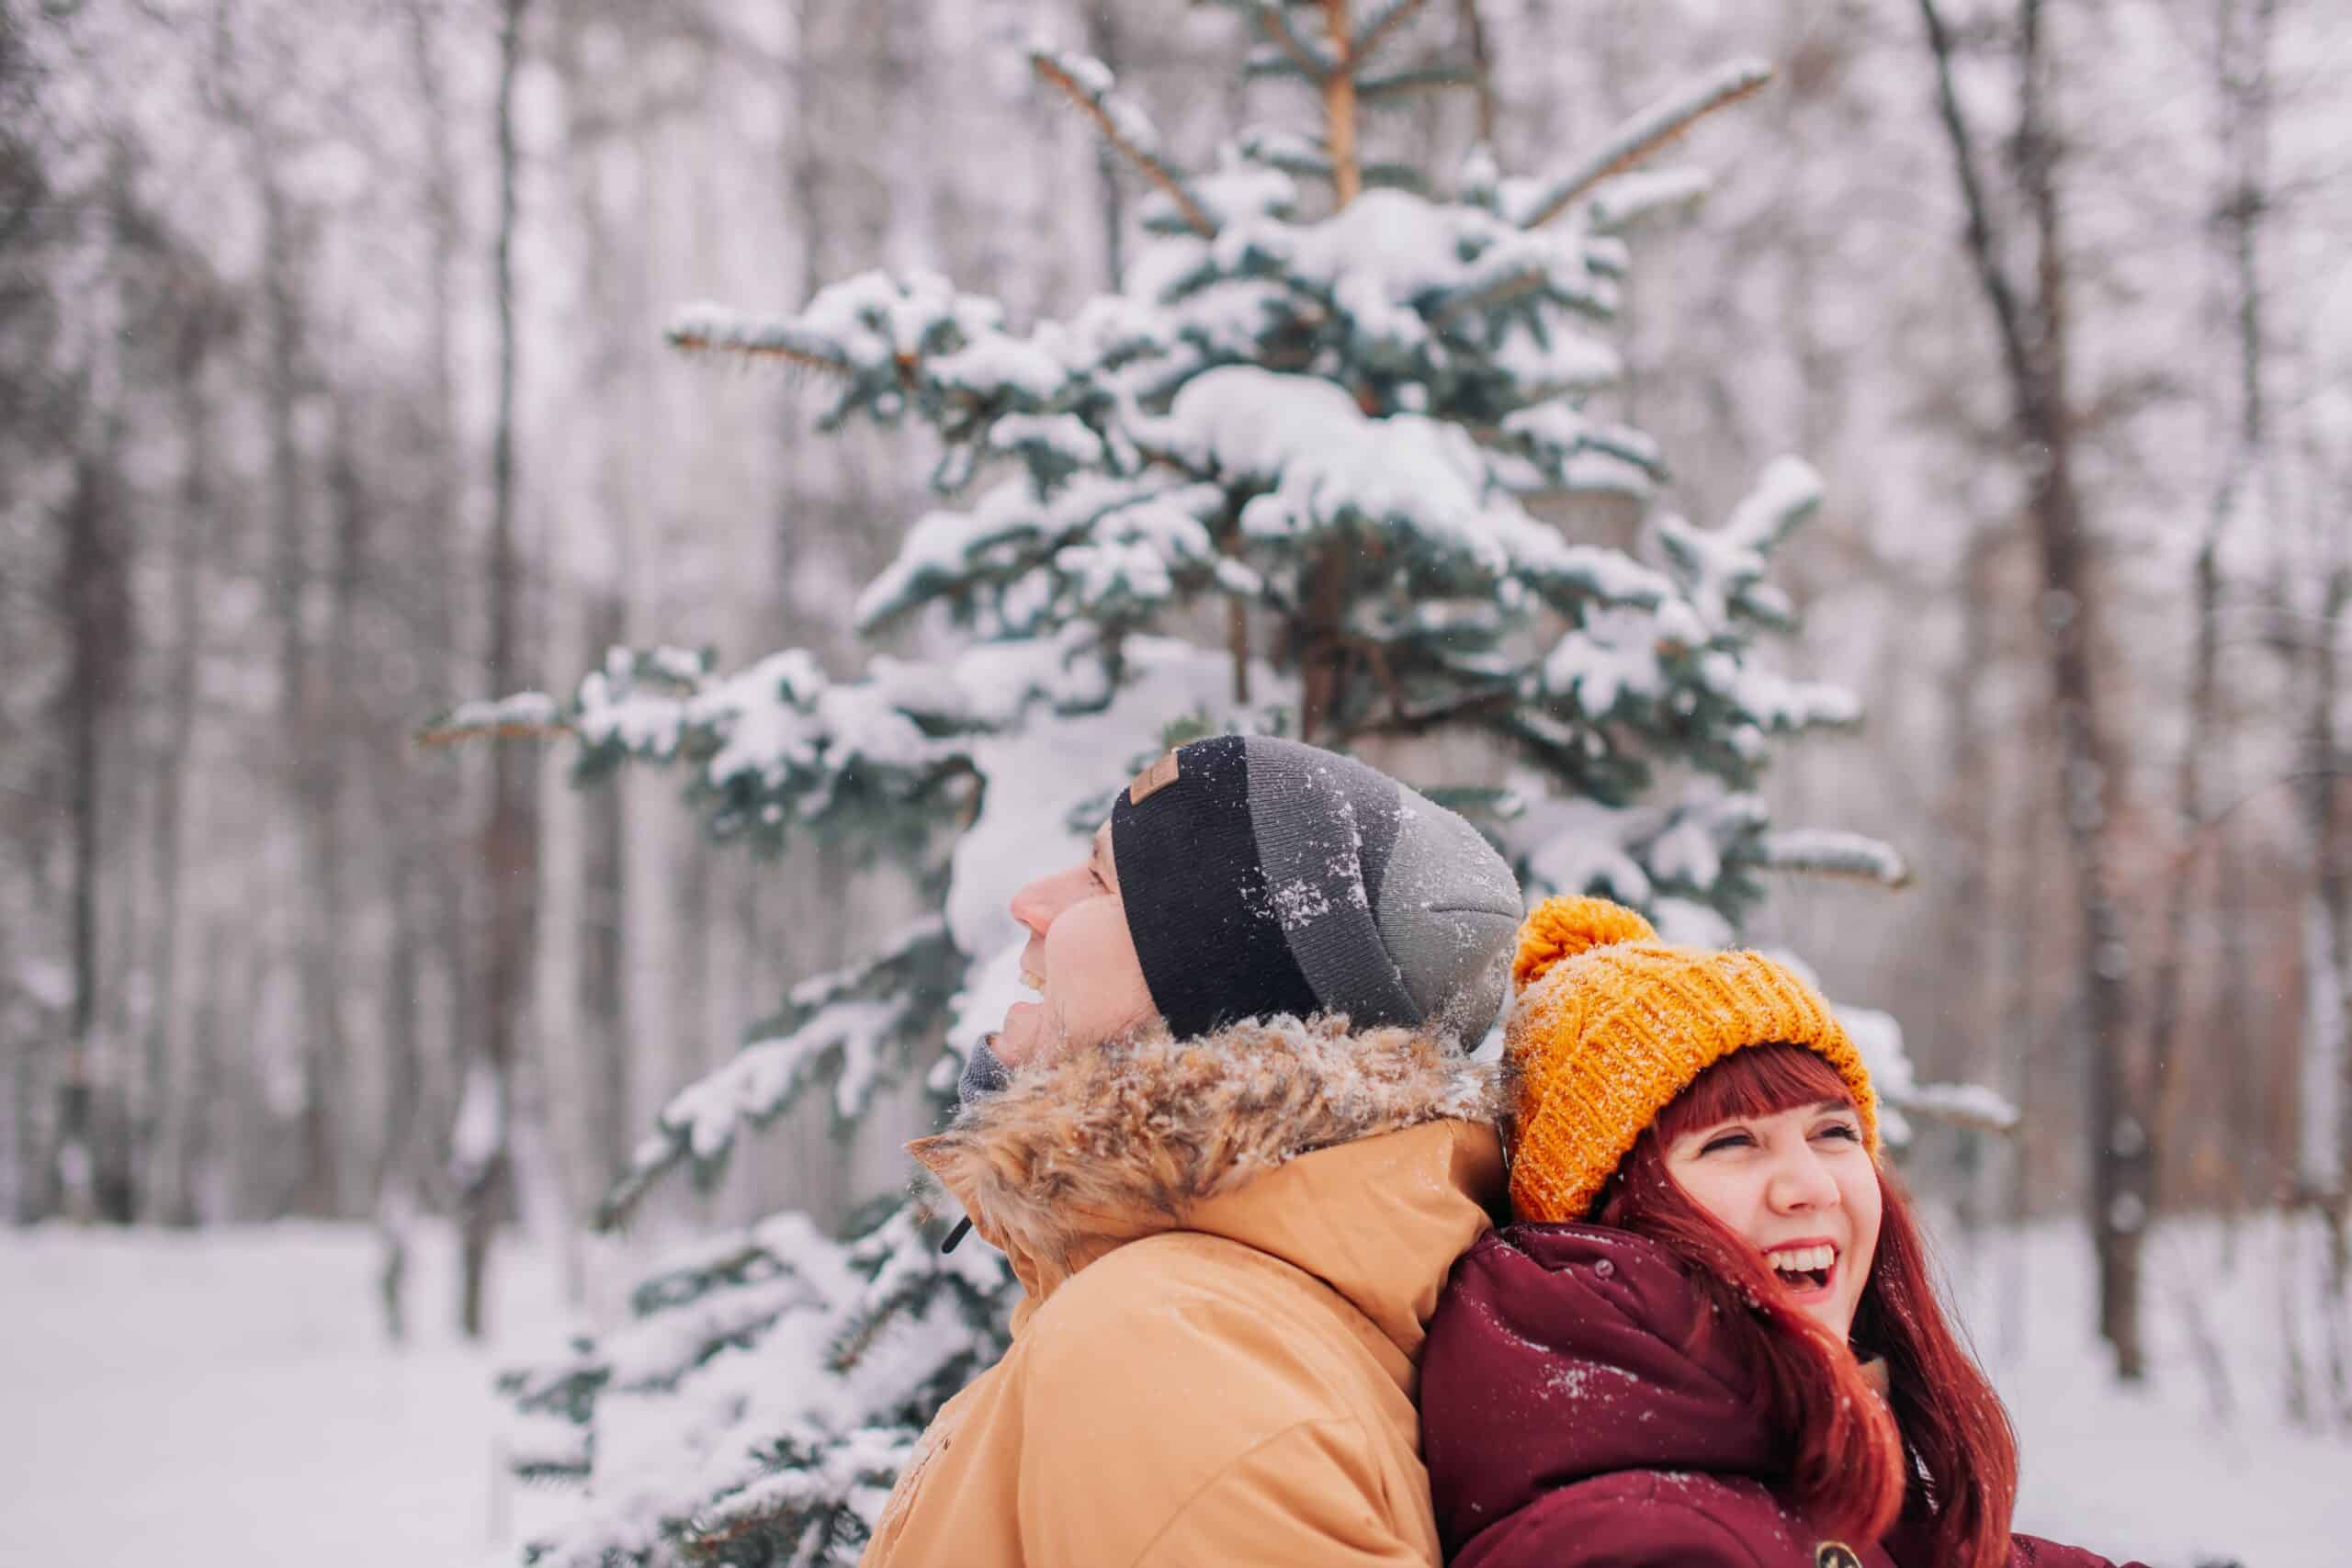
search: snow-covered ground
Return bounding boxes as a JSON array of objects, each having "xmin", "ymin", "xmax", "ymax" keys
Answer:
[
  {"xmin": 3, "ymin": 1215, "xmax": 2346, "ymax": 1567},
  {"xmin": 0, "ymin": 1223, "xmax": 571, "ymax": 1568},
  {"xmin": 1951, "ymin": 1213, "xmax": 2352, "ymax": 1567}
]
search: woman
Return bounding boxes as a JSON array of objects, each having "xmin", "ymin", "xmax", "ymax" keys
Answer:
[{"xmin": 1419, "ymin": 896, "xmax": 2148, "ymax": 1568}]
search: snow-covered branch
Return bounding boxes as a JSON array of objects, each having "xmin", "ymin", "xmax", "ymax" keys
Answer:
[
  {"xmin": 1511, "ymin": 58, "xmax": 1771, "ymax": 229},
  {"xmin": 1028, "ymin": 45, "xmax": 1214, "ymax": 239},
  {"xmin": 666, "ymin": 302, "xmax": 858, "ymax": 376},
  {"xmin": 599, "ymin": 920, "xmax": 964, "ymax": 1225}
]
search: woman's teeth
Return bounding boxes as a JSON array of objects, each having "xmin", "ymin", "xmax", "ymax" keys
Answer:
[
  {"xmin": 1020, "ymin": 968, "xmax": 1046, "ymax": 995},
  {"xmin": 1766, "ymin": 1244, "xmax": 1835, "ymax": 1281}
]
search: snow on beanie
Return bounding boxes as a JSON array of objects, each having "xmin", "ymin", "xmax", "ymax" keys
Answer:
[
  {"xmin": 1504, "ymin": 896, "xmax": 1881, "ymax": 1224},
  {"xmin": 1108, "ymin": 735, "xmax": 1522, "ymax": 1047}
]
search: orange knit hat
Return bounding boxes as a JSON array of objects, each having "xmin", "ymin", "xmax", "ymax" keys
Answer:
[{"xmin": 1505, "ymin": 895, "xmax": 1880, "ymax": 1224}]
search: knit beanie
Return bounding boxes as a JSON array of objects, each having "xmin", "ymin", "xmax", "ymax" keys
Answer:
[
  {"xmin": 1108, "ymin": 735, "xmax": 1521, "ymax": 1046},
  {"xmin": 1504, "ymin": 895, "xmax": 1880, "ymax": 1224}
]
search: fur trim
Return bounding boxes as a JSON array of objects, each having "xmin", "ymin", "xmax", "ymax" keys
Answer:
[{"xmin": 911, "ymin": 1015, "xmax": 1497, "ymax": 1281}]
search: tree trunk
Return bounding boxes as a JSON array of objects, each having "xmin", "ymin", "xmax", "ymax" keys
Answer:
[
  {"xmin": 584, "ymin": 594, "xmax": 630, "ymax": 1178},
  {"xmin": 1945, "ymin": 521, "xmax": 2005, "ymax": 1236},
  {"xmin": 2145, "ymin": 515, "xmax": 2223, "ymax": 1183},
  {"xmin": 1917, "ymin": 0, "xmax": 2150, "ymax": 1378},
  {"xmin": 243, "ymin": 122, "xmax": 344, "ymax": 1218},
  {"xmin": 304, "ymin": 398, "xmax": 367, "ymax": 1215},
  {"xmin": 377, "ymin": 872, "xmax": 422, "ymax": 1344},
  {"xmin": 2304, "ymin": 539, "xmax": 2350, "ymax": 1273},
  {"xmin": 142, "ymin": 314, "xmax": 219, "ymax": 1224},
  {"xmin": 403, "ymin": 0, "xmax": 476, "ymax": 1245},
  {"xmin": 53, "ymin": 447, "xmax": 132, "ymax": 1223},
  {"xmin": 461, "ymin": 0, "xmax": 537, "ymax": 1340}
]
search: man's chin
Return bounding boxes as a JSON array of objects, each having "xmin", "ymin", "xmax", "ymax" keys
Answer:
[{"xmin": 994, "ymin": 1003, "xmax": 1039, "ymax": 1066}]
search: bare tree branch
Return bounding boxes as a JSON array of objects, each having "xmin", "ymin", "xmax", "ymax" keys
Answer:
[{"xmin": 1916, "ymin": 0, "xmax": 2037, "ymax": 400}]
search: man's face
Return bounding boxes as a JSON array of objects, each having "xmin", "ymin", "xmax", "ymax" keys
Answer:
[{"xmin": 996, "ymin": 821, "xmax": 1158, "ymax": 1069}]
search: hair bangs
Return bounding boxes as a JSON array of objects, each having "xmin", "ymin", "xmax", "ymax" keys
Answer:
[{"xmin": 1652, "ymin": 1042, "xmax": 1851, "ymax": 1145}]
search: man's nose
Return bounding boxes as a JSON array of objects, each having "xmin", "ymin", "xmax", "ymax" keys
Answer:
[{"xmin": 1009, "ymin": 864, "xmax": 1086, "ymax": 936}]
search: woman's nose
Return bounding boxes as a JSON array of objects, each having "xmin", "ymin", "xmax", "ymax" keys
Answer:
[{"xmin": 1766, "ymin": 1147, "xmax": 1841, "ymax": 1213}]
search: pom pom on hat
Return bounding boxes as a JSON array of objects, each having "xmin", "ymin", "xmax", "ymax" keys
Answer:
[{"xmin": 1512, "ymin": 895, "xmax": 1658, "ymax": 991}]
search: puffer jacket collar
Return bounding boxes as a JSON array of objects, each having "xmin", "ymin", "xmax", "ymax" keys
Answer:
[
  {"xmin": 1422, "ymin": 1222, "xmax": 1781, "ymax": 1556},
  {"xmin": 1421, "ymin": 1224, "xmax": 2148, "ymax": 1568},
  {"xmin": 910, "ymin": 1014, "xmax": 1503, "ymax": 1348}
]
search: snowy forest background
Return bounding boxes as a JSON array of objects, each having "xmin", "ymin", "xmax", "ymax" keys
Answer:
[{"xmin": 6, "ymin": 0, "xmax": 2352, "ymax": 1563}]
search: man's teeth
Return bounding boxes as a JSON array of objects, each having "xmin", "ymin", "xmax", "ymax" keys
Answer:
[{"xmin": 1766, "ymin": 1245, "xmax": 1835, "ymax": 1274}]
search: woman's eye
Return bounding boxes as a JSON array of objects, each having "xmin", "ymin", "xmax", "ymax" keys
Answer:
[
  {"xmin": 1699, "ymin": 1131, "xmax": 1754, "ymax": 1156},
  {"xmin": 1815, "ymin": 1122, "xmax": 1862, "ymax": 1144}
]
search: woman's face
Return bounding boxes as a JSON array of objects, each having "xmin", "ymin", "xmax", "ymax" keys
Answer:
[
  {"xmin": 995, "ymin": 821, "xmax": 1158, "ymax": 1070},
  {"xmin": 1661, "ymin": 1097, "xmax": 1883, "ymax": 1340}
]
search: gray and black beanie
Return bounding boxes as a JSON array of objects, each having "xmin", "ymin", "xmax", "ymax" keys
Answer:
[{"xmin": 1109, "ymin": 734, "xmax": 1522, "ymax": 1048}]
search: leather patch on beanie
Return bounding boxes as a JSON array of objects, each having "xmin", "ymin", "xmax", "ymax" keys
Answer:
[{"xmin": 1128, "ymin": 749, "xmax": 1181, "ymax": 805}]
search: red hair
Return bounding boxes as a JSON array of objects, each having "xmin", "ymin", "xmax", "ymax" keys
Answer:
[{"xmin": 1591, "ymin": 1043, "xmax": 2019, "ymax": 1565}]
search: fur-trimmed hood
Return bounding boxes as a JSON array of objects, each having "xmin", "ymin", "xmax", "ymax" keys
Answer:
[{"xmin": 911, "ymin": 1014, "xmax": 1505, "ymax": 1346}]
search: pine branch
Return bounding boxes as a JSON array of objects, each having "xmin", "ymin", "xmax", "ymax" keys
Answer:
[
  {"xmin": 414, "ymin": 717, "xmax": 573, "ymax": 747},
  {"xmin": 1584, "ymin": 166, "xmax": 1713, "ymax": 233},
  {"xmin": 598, "ymin": 918, "xmax": 961, "ymax": 1226},
  {"xmin": 1029, "ymin": 46, "xmax": 1215, "ymax": 239},
  {"xmin": 1243, "ymin": 43, "xmax": 1325, "ymax": 85},
  {"xmin": 415, "ymin": 692, "xmax": 571, "ymax": 747},
  {"xmin": 1347, "ymin": 684, "xmax": 1517, "ymax": 739},
  {"xmin": 1893, "ymin": 1084, "xmax": 2021, "ymax": 1134},
  {"xmin": 1430, "ymin": 264, "xmax": 1547, "ymax": 324},
  {"xmin": 1363, "ymin": 159, "xmax": 1429, "ymax": 192},
  {"xmin": 1517, "ymin": 58, "xmax": 1772, "ymax": 229},
  {"xmin": 1239, "ymin": 124, "xmax": 1333, "ymax": 179},
  {"xmin": 1238, "ymin": 0, "xmax": 1338, "ymax": 78},
  {"xmin": 1746, "ymin": 827, "xmax": 1912, "ymax": 888},
  {"xmin": 666, "ymin": 302, "xmax": 854, "ymax": 376},
  {"xmin": 1357, "ymin": 62, "xmax": 1484, "ymax": 104},
  {"xmin": 1351, "ymin": 0, "xmax": 1430, "ymax": 61}
]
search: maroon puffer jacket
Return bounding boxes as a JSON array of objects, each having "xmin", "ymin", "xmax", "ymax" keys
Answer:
[{"xmin": 1420, "ymin": 1223, "xmax": 2148, "ymax": 1568}]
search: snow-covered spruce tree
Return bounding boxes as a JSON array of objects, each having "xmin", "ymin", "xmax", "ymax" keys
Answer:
[{"xmin": 463, "ymin": 6, "xmax": 1995, "ymax": 1562}]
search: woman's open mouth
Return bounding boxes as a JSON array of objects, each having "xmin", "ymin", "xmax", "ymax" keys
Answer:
[{"xmin": 1764, "ymin": 1242, "xmax": 1838, "ymax": 1297}]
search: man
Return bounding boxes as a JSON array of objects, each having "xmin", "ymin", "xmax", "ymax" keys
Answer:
[{"xmin": 865, "ymin": 733, "xmax": 1523, "ymax": 1567}]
